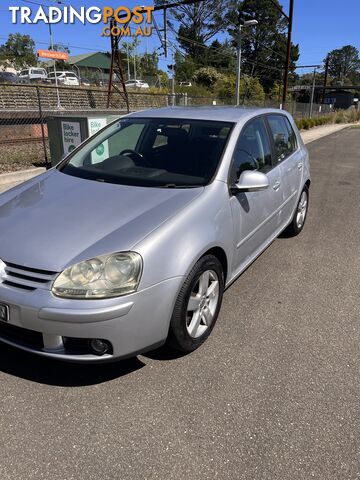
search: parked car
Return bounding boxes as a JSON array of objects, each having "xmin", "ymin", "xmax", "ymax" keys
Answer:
[
  {"xmin": 48, "ymin": 71, "xmax": 80, "ymax": 86},
  {"xmin": 0, "ymin": 107, "xmax": 310, "ymax": 362},
  {"xmin": 179, "ymin": 81, "xmax": 192, "ymax": 87},
  {"xmin": 80, "ymin": 77, "xmax": 92, "ymax": 87},
  {"xmin": 0, "ymin": 72, "xmax": 19, "ymax": 84},
  {"xmin": 125, "ymin": 79, "xmax": 149, "ymax": 89},
  {"xmin": 18, "ymin": 67, "xmax": 47, "ymax": 83}
]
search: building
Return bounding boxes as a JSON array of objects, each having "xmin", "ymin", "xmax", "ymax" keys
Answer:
[
  {"xmin": 46, "ymin": 52, "xmax": 112, "ymax": 84},
  {"xmin": 324, "ymin": 89, "xmax": 354, "ymax": 109}
]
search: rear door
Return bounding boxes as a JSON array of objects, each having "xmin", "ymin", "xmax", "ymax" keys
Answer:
[
  {"xmin": 229, "ymin": 116, "xmax": 284, "ymax": 270},
  {"xmin": 266, "ymin": 114, "xmax": 303, "ymax": 225}
]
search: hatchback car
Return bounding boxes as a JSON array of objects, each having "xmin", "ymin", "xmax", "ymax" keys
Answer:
[
  {"xmin": 0, "ymin": 107, "xmax": 310, "ymax": 362},
  {"xmin": 48, "ymin": 71, "xmax": 80, "ymax": 86},
  {"xmin": 0, "ymin": 72, "xmax": 19, "ymax": 84}
]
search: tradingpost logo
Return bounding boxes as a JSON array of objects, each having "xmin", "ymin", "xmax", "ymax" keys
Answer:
[{"xmin": 8, "ymin": 5, "xmax": 154, "ymax": 37}]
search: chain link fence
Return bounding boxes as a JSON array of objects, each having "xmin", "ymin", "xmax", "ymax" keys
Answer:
[{"xmin": 0, "ymin": 83, "xmax": 337, "ymax": 173}]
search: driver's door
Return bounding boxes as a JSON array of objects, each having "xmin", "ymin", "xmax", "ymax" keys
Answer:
[{"xmin": 229, "ymin": 116, "xmax": 283, "ymax": 271}]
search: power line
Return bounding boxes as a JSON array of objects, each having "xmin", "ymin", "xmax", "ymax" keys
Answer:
[
  {"xmin": 169, "ymin": 26, "xmax": 284, "ymax": 73},
  {"xmin": 19, "ymin": 0, "xmax": 53, "ymax": 7},
  {"xmin": 226, "ymin": 19, "xmax": 286, "ymax": 61}
]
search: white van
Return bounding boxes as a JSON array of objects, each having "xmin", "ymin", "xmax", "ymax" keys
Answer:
[
  {"xmin": 18, "ymin": 68, "xmax": 48, "ymax": 83},
  {"xmin": 48, "ymin": 71, "xmax": 80, "ymax": 86}
]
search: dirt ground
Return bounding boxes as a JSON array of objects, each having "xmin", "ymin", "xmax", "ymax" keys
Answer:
[{"xmin": 0, "ymin": 141, "xmax": 48, "ymax": 174}]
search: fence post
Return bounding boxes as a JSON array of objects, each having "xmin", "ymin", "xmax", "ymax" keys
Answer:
[{"xmin": 36, "ymin": 86, "xmax": 49, "ymax": 168}]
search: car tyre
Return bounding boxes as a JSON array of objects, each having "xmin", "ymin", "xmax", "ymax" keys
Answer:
[
  {"xmin": 284, "ymin": 185, "xmax": 309, "ymax": 236},
  {"xmin": 167, "ymin": 255, "xmax": 224, "ymax": 353}
]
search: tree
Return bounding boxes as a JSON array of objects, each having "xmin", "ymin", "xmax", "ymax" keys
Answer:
[
  {"xmin": 174, "ymin": 53, "xmax": 197, "ymax": 82},
  {"xmin": 50, "ymin": 44, "xmax": 70, "ymax": 54},
  {"xmin": 155, "ymin": 0, "xmax": 228, "ymax": 65},
  {"xmin": 203, "ymin": 39, "xmax": 237, "ymax": 73},
  {"xmin": 324, "ymin": 45, "xmax": 360, "ymax": 84},
  {"xmin": 226, "ymin": 0, "xmax": 299, "ymax": 91},
  {"xmin": 138, "ymin": 52, "xmax": 159, "ymax": 77},
  {"xmin": 0, "ymin": 33, "xmax": 37, "ymax": 69}
]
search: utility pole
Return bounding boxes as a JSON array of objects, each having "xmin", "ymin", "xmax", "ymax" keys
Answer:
[
  {"xmin": 322, "ymin": 56, "xmax": 329, "ymax": 103},
  {"xmin": 163, "ymin": 8, "xmax": 168, "ymax": 57},
  {"xmin": 282, "ymin": 0, "xmax": 294, "ymax": 105}
]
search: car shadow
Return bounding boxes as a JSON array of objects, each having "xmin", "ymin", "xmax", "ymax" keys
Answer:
[
  {"xmin": 0, "ymin": 343, "xmax": 145, "ymax": 387},
  {"xmin": 142, "ymin": 344, "xmax": 187, "ymax": 361}
]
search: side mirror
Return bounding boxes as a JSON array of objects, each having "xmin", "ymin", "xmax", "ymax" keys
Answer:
[{"xmin": 231, "ymin": 170, "xmax": 269, "ymax": 193}]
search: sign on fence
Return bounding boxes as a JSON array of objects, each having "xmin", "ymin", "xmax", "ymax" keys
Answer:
[{"xmin": 61, "ymin": 121, "xmax": 81, "ymax": 153}]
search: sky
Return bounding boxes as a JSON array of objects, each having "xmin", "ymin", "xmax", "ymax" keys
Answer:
[{"xmin": 0, "ymin": 0, "xmax": 359, "ymax": 75}]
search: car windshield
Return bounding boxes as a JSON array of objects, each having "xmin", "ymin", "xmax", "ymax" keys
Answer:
[{"xmin": 59, "ymin": 117, "xmax": 233, "ymax": 188}]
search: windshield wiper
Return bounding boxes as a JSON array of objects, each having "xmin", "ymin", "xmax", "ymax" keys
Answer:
[{"xmin": 160, "ymin": 183, "xmax": 201, "ymax": 188}]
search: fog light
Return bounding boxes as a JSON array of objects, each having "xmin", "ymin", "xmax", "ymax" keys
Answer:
[{"xmin": 89, "ymin": 338, "xmax": 110, "ymax": 356}]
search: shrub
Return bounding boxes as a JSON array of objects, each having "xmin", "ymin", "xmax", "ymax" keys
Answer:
[
  {"xmin": 295, "ymin": 119, "xmax": 303, "ymax": 130},
  {"xmin": 302, "ymin": 119, "xmax": 310, "ymax": 130},
  {"xmin": 192, "ymin": 67, "xmax": 222, "ymax": 89}
]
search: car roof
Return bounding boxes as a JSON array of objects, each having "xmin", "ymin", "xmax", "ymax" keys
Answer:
[{"xmin": 127, "ymin": 106, "xmax": 292, "ymax": 124}]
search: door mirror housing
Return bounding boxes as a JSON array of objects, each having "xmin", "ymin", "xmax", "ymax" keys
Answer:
[{"xmin": 231, "ymin": 170, "xmax": 269, "ymax": 193}]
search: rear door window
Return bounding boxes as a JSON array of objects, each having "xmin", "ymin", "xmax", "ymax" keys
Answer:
[{"xmin": 267, "ymin": 115, "xmax": 297, "ymax": 162}]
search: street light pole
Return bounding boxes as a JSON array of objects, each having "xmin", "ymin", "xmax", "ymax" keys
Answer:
[
  {"xmin": 235, "ymin": 26, "xmax": 242, "ymax": 106},
  {"xmin": 126, "ymin": 43, "xmax": 130, "ymax": 80},
  {"xmin": 309, "ymin": 66, "xmax": 319, "ymax": 118},
  {"xmin": 133, "ymin": 44, "xmax": 137, "ymax": 82},
  {"xmin": 162, "ymin": 38, "xmax": 176, "ymax": 106},
  {"xmin": 171, "ymin": 45, "xmax": 175, "ymax": 106},
  {"xmin": 235, "ymin": 19, "xmax": 258, "ymax": 106},
  {"xmin": 47, "ymin": 18, "xmax": 61, "ymax": 108}
]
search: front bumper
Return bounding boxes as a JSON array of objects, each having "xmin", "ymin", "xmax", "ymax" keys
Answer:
[{"xmin": 0, "ymin": 276, "xmax": 183, "ymax": 362}]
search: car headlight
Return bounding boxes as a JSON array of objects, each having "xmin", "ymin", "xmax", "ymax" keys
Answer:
[{"xmin": 52, "ymin": 252, "xmax": 142, "ymax": 299}]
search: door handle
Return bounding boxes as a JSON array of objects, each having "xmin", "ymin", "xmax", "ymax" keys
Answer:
[
  {"xmin": 297, "ymin": 162, "xmax": 303, "ymax": 170},
  {"xmin": 273, "ymin": 180, "xmax": 281, "ymax": 191}
]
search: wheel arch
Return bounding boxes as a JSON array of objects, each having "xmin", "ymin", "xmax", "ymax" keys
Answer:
[{"xmin": 200, "ymin": 246, "xmax": 228, "ymax": 283}]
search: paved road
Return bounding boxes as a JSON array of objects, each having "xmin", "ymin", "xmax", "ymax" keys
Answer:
[{"xmin": 1, "ymin": 127, "xmax": 360, "ymax": 480}]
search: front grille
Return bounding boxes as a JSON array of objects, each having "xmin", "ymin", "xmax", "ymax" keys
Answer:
[
  {"xmin": 2, "ymin": 261, "xmax": 58, "ymax": 291},
  {"xmin": 0, "ymin": 321, "xmax": 43, "ymax": 348}
]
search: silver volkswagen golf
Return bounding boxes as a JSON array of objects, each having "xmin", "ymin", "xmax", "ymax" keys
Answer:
[{"xmin": 0, "ymin": 107, "xmax": 310, "ymax": 362}]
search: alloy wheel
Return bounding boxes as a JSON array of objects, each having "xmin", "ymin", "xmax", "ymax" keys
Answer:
[
  {"xmin": 296, "ymin": 190, "xmax": 308, "ymax": 229},
  {"xmin": 186, "ymin": 270, "xmax": 220, "ymax": 338}
]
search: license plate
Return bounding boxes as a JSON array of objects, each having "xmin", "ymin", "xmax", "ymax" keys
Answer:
[{"xmin": 0, "ymin": 303, "xmax": 9, "ymax": 322}]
